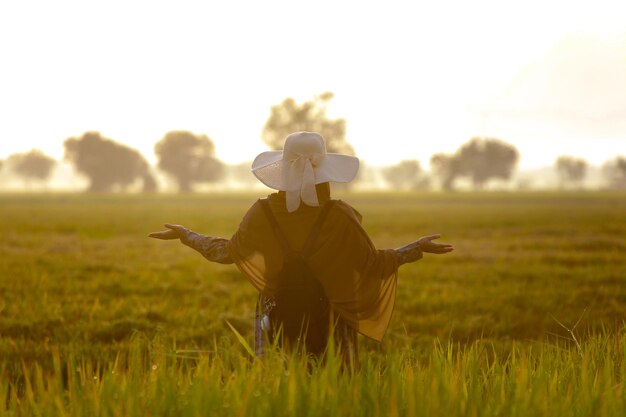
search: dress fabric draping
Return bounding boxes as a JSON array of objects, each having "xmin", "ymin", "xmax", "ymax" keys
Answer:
[
  {"xmin": 254, "ymin": 293, "xmax": 359, "ymax": 364},
  {"xmin": 229, "ymin": 191, "xmax": 399, "ymax": 342}
]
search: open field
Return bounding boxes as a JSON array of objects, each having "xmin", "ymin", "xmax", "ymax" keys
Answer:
[{"xmin": 1, "ymin": 191, "xmax": 625, "ymax": 416}]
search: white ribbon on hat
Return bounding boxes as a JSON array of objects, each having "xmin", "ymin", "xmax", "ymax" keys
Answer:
[{"xmin": 283, "ymin": 150, "xmax": 325, "ymax": 213}]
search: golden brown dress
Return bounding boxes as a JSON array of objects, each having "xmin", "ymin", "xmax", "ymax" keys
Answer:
[{"xmin": 229, "ymin": 189, "xmax": 399, "ymax": 343}]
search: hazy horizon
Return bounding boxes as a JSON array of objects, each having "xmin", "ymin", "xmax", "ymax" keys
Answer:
[{"xmin": 1, "ymin": 0, "xmax": 625, "ymax": 170}]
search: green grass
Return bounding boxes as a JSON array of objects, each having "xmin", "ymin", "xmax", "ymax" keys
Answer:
[
  {"xmin": 1, "ymin": 191, "xmax": 625, "ymax": 416},
  {"xmin": 4, "ymin": 332, "xmax": 626, "ymax": 416}
]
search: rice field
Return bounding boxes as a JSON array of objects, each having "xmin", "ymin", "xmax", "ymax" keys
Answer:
[{"xmin": 1, "ymin": 191, "xmax": 625, "ymax": 416}]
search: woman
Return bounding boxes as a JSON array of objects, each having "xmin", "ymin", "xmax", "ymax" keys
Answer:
[{"xmin": 149, "ymin": 131, "xmax": 453, "ymax": 364}]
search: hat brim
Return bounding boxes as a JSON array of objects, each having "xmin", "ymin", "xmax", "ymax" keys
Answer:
[{"xmin": 251, "ymin": 151, "xmax": 359, "ymax": 191}]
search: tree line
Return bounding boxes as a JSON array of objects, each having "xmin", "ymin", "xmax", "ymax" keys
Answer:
[{"xmin": 1, "ymin": 92, "xmax": 625, "ymax": 191}]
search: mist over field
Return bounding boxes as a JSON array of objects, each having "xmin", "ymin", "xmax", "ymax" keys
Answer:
[{"xmin": 0, "ymin": 147, "xmax": 621, "ymax": 193}]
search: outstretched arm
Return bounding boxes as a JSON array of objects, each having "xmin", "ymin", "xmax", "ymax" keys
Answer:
[
  {"xmin": 395, "ymin": 234, "xmax": 453, "ymax": 266},
  {"xmin": 148, "ymin": 224, "xmax": 234, "ymax": 264}
]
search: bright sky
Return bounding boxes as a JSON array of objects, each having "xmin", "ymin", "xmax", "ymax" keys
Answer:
[{"xmin": 0, "ymin": 0, "xmax": 625, "ymax": 169}]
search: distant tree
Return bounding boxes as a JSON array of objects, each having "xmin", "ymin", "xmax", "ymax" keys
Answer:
[
  {"xmin": 154, "ymin": 131, "xmax": 224, "ymax": 192},
  {"xmin": 455, "ymin": 137, "xmax": 519, "ymax": 189},
  {"xmin": 555, "ymin": 156, "xmax": 588, "ymax": 188},
  {"xmin": 142, "ymin": 171, "xmax": 158, "ymax": 193},
  {"xmin": 7, "ymin": 149, "xmax": 56, "ymax": 185},
  {"xmin": 64, "ymin": 131, "xmax": 156, "ymax": 192},
  {"xmin": 383, "ymin": 160, "xmax": 429, "ymax": 190},
  {"xmin": 430, "ymin": 137, "xmax": 518, "ymax": 190},
  {"xmin": 262, "ymin": 92, "xmax": 354, "ymax": 155},
  {"xmin": 602, "ymin": 156, "xmax": 626, "ymax": 189},
  {"xmin": 430, "ymin": 153, "xmax": 460, "ymax": 191}
]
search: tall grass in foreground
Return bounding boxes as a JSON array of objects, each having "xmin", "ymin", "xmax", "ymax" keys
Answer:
[{"xmin": 3, "ymin": 330, "xmax": 625, "ymax": 417}]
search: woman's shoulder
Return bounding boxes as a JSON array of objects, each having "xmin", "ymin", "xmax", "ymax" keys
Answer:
[
  {"xmin": 236, "ymin": 198, "xmax": 268, "ymax": 230},
  {"xmin": 331, "ymin": 199, "xmax": 363, "ymax": 224}
]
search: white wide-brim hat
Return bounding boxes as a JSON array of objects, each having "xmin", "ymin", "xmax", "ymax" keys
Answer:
[{"xmin": 252, "ymin": 131, "xmax": 359, "ymax": 212}]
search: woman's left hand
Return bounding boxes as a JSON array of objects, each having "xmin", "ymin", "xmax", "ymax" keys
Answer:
[
  {"xmin": 417, "ymin": 234, "xmax": 454, "ymax": 254},
  {"xmin": 148, "ymin": 224, "xmax": 188, "ymax": 240}
]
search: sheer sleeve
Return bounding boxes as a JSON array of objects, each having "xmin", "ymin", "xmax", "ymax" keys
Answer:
[
  {"xmin": 181, "ymin": 230, "xmax": 234, "ymax": 264},
  {"xmin": 395, "ymin": 241, "xmax": 423, "ymax": 266}
]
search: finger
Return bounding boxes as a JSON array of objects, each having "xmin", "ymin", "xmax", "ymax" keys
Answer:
[
  {"xmin": 149, "ymin": 230, "xmax": 169, "ymax": 236},
  {"xmin": 426, "ymin": 245, "xmax": 453, "ymax": 253},
  {"xmin": 148, "ymin": 232, "xmax": 166, "ymax": 239},
  {"xmin": 423, "ymin": 234, "xmax": 441, "ymax": 241},
  {"xmin": 149, "ymin": 230, "xmax": 178, "ymax": 239},
  {"xmin": 427, "ymin": 243, "xmax": 452, "ymax": 250},
  {"xmin": 166, "ymin": 223, "xmax": 187, "ymax": 232},
  {"xmin": 436, "ymin": 244, "xmax": 453, "ymax": 249},
  {"xmin": 164, "ymin": 225, "xmax": 180, "ymax": 233},
  {"xmin": 149, "ymin": 230, "xmax": 169, "ymax": 237}
]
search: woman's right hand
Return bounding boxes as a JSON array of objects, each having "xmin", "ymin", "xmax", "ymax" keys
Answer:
[
  {"xmin": 417, "ymin": 234, "xmax": 454, "ymax": 254},
  {"xmin": 148, "ymin": 224, "xmax": 189, "ymax": 240},
  {"xmin": 396, "ymin": 234, "xmax": 453, "ymax": 266}
]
